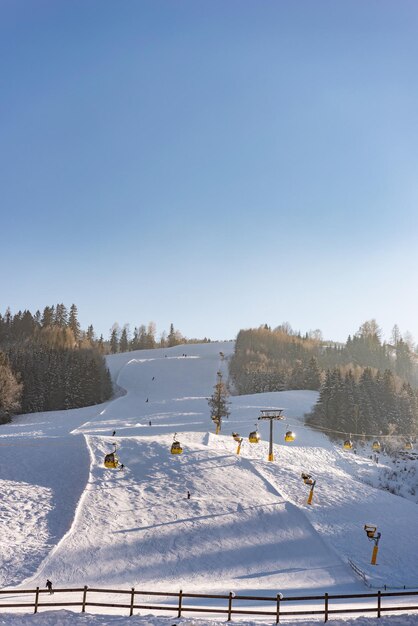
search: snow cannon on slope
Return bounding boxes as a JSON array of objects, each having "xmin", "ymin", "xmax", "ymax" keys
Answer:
[
  {"xmin": 232, "ymin": 432, "xmax": 243, "ymax": 454},
  {"xmin": 301, "ymin": 472, "xmax": 316, "ymax": 505},
  {"xmin": 364, "ymin": 524, "xmax": 381, "ymax": 565},
  {"xmin": 301, "ymin": 472, "xmax": 315, "ymax": 486}
]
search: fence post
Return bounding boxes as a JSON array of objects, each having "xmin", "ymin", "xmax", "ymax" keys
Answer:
[
  {"xmin": 377, "ymin": 589, "xmax": 381, "ymax": 618},
  {"xmin": 82, "ymin": 586, "xmax": 88, "ymax": 613},
  {"xmin": 178, "ymin": 589, "xmax": 183, "ymax": 618},
  {"xmin": 129, "ymin": 587, "xmax": 135, "ymax": 616},
  {"xmin": 227, "ymin": 591, "xmax": 233, "ymax": 621},
  {"xmin": 34, "ymin": 587, "xmax": 40, "ymax": 614},
  {"xmin": 324, "ymin": 592, "xmax": 329, "ymax": 622},
  {"xmin": 276, "ymin": 593, "xmax": 281, "ymax": 623}
]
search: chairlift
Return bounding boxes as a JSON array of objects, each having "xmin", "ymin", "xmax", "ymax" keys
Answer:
[
  {"xmin": 171, "ymin": 433, "xmax": 183, "ymax": 455},
  {"xmin": 343, "ymin": 439, "xmax": 353, "ymax": 450},
  {"xmin": 249, "ymin": 427, "xmax": 260, "ymax": 443},
  {"xmin": 232, "ymin": 432, "xmax": 242, "ymax": 442},
  {"xmin": 372, "ymin": 440, "xmax": 381, "ymax": 452},
  {"xmin": 285, "ymin": 430, "xmax": 295, "ymax": 442},
  {"xmin": 104, "ymin": 445, "xmax": 119, "ymax": 469},
  {"xmin": 405, "ymin": 440, "xmax": 413, "ymax": 451}
]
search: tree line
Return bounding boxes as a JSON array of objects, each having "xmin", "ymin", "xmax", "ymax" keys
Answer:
[
  {"xmin": 0, "ymin": 304, "xmax": 112, "ymax": 423},
  {"xmin": 108, "ymin": 322, "xmax": 211, "ymax": 354},
  {"xmin": 229, "ymin": 325, "xmax": 323, "ymax": 394},
  {"xmin": 306, "ymin": 367, "xmax": 418, "ymax": 442},
  {"xmin": 229, "ymin": 320, "xmax": 418, "ymax": 438}
]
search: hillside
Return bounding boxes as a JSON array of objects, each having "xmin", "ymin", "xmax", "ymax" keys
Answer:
[{"xmin": 1, "ymin": 342, "xmax": 418, "ymax": 624}]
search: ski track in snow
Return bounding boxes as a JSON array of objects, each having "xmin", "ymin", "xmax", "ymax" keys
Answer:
[{"xmin": 1, "ymin": 341, "xmax": 418, "ymax": 626}]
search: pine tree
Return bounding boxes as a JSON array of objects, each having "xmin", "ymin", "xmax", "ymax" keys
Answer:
[
  {"xmin": 110, "ymin": 326, "xmax": 119, "ymax": 354},
  {"xmin": 146, "ymin": 322, "xmax": 156, "ymax": 349},
  {"xmin": 69, "ymin": 304, "xmax": 81, "ymax": 343},
  {"xmin": 55, "ymin": 303, "xmax": 68, "ymax": 327},
  {"xmin": 119, "ymin": 326, "xmax": 129, "ymax": 353},
  {"xmin": 0, "ymin": 351, "xmax": 22, "ymax": 422},
  {"xmin": 97, "ymin": 334, "xmax": 105, "ymax": 354},
  {"xmin": 167, "ymin": 323, "xmax": 182, "ymax": 347},
  {"xmin": 86, "ymin": 325, "xmax": 95, "ymax": 344},
  {"xmin": 41, "ymin": 306, "xmax": 55, "ymax": 328},
  {"xmin": 208, "ymin": 371, "xmax": 230, "ymax": 433},
  {"xmin": 305, "ymin": 357, "xmax": 321, "ymax": 390}
]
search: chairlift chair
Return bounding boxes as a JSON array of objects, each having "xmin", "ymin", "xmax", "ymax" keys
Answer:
[
  {"xmin": 285, "ymin": 430, "xmax": 295, "ymax": 442},
  {"xmin": 343, "ymin": 439, "xmax": 353, "ymax": 450},
  {"xmin": 372, "ymin": 440, "xmax": 381, "ymax": 452},
  {"xmin": 405, "ymin": 440, "xmax": 413, "ymax": 450},
  {"xmin": 171, "ymin": 433, "xmax": 183, "ymax": 455},
  {"xmin": 104, "ymin": 446, "xmax": 119, "ymax": 469},
  {"xmin": 249, "ymin": 429, "xmax": 260, "ymax": 443}
]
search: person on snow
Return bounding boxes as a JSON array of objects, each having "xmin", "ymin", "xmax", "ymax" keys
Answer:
[{"xmin": 46, "ymin": 579, "xmax": 53, "ymax": 594}]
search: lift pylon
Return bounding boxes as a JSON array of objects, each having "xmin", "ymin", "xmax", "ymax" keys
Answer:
[{"xmin": 258, "ymin": 409, "xmax": 285, "ymax": 462}]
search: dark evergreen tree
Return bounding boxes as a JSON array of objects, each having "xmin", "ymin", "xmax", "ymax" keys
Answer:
[
  {"xmin": 41, "ymin": 306, "xmax": 55, "ymax": 328},
  {"xmin": 109, "ymin": 326, "xmax": 119, "ymax": 354},
  {"xmin": 119, "ymin": 327, "xmax": 129, "ymax": 353},
  {"xmin": 55, "ymin": 303, "xmax": 68, "ymax": 328},
  {"xmin": 86, "ymin": 325, "xmax": 95, "ymax": 344},
  {"xmin": 0, "ymin": 351, "xmax": 22, "ymax": 422},
  {"xmin": 305, "ymin": 357, "xmax": 321, "ymax": 390},
  {"xmin": 167, "ymin": 323, "xmax": 182, "ymax": 347},
  {"xmin": 208, "ymin": 371, "xmax": 230, "ymax": 432},
  {"xmin": 69, "ymin": 304, "xmax": 81, "ymax": 343}
]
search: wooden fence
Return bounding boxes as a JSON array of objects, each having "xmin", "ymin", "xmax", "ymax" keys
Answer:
[{"xmin": 1, "ymin": 586, "xmax": 418, "ymax": 622}]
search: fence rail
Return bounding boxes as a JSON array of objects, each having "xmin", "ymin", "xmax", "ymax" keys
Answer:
[{"xmin": 1, "ymin": 586, "xmax": 418, "ymax": 622}]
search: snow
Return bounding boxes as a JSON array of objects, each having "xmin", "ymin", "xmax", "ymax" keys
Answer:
[
  {"xmin": 0, "ymin": 611, "xmax": 418, "ymax": 626},
  {"xmin": 0, "ymin": 611, "xmax": 418, "ymax": 625},
  {"xmin": 1, "ymin": 341, "xmax": 418, "ymax": 625}
]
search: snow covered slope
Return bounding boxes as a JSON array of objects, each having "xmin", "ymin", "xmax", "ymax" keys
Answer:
[{"xmin": 1, "ymin": 341, "xmax": 418, "ymax": 601}]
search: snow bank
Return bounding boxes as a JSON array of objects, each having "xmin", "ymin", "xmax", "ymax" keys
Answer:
[{"xmin": 0, "ymin": 609, "xmax": 418, "ymax": 625}]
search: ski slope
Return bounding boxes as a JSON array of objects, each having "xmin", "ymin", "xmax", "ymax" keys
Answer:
[{"xmin": 1, "ymin": 341, "xmax": 418, "ymax": 624}]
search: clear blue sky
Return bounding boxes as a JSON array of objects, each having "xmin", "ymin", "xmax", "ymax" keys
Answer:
[{"xmin": 2, "ymin": 0, "xmax": 418, "ymax": 343}]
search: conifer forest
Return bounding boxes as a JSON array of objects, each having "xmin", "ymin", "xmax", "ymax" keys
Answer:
[{"xmin": 1, "ymin": 308, "xmax": 418, "ymax": 442}]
